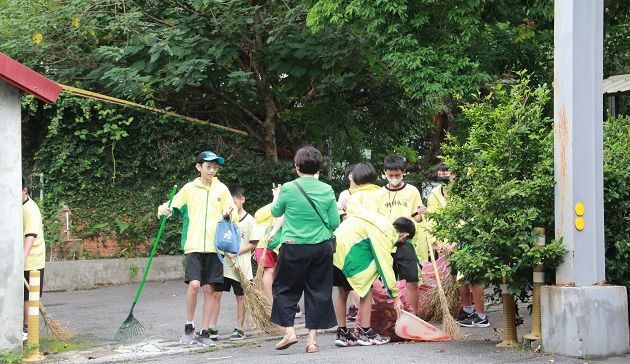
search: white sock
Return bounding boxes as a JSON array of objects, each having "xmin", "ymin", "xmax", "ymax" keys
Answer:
[
  {"xmin": 463, "ymin": 306, "xmax": 474, "ymax": 314},
  {"xmin": 477, "ymin": 313, "xmax": 487, "ymax": 320},
  {"xmin": 186, "ymin": 321, "xmax": 194, "ymax": 327}
]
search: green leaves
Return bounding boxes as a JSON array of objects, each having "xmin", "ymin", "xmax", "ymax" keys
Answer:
[{"xmin": 431, "ymin": 72, "xmax": 564, "ymax": 299}]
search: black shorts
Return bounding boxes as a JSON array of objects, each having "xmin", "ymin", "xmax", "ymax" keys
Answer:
[
  {"xmin": 185, "ymin": 253, "xmax": 223, "ymax": 286},
  {"xmin": 215, "ymin": 277, "xmax": 245, "ymax": 296},
  {"xmin": 333, "ymin": 266, "xmax": 353, "ymax": 292},
  {"xmin": 392, "ymin": 243, "xmax": 419, "ymax": 283},
  {"xmin": 24, "ymin": 269, "xmax": 45, "ymax": 300}
]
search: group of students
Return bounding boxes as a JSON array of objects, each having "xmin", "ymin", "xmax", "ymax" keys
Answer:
[{"xmin": 159, "ymin": 147, "xmax": 488, "ymax": 352}]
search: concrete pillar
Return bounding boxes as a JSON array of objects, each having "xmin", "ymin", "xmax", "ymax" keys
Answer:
[
  {"xmin": 542, "ymin": 0, "xmax": 629, "ymax": 357},
  {"xmin": 0, "ymin": 79, "xmax": 25, "ymax": 350}
]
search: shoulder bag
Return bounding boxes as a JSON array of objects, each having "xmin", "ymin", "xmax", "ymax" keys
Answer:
[{"xmin": 293, "ymin": 181, "xmax": 336, "ymax": 253}]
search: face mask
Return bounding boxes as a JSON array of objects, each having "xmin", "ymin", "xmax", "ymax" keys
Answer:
[
  {"xmin": 387, "ymin": 178, "xmax": 402, "ymax": 186},
  {"xmin": 313, "ymin": 173, "xmax": 320, "ymax": 180},
  {"xmin": 437, "ymin": 176, "xmax": 450, "ymax": 183}
]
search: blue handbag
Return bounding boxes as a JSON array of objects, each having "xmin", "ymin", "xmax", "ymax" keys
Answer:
[{"xmin": 214, "ymin": 217, "xmax": 241, "ymax": 266}]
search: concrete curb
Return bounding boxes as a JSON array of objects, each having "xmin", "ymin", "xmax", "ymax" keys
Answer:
[{"xmin": 43, "ymin": 256, "xmax": 185, "ymax": 292}]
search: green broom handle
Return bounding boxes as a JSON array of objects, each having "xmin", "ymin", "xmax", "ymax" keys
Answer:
[{"xmin": 131, "ymin": 185, "xmax": 177, "ymax": 304}]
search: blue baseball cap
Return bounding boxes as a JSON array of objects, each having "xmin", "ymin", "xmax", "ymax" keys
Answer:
[{"xmin": 196, "ymin": 151, "xmax": 225, "ymax": 165}]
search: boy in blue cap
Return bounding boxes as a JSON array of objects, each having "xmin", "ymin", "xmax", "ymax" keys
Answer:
[{"xmin": 158, "ymin": 151, "xmax": 238, "ymax": 347}]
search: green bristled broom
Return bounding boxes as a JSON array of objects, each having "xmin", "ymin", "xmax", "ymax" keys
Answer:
[{"xmin": 115, "ymin": 185, "xmax": 177, "ymax": 344}]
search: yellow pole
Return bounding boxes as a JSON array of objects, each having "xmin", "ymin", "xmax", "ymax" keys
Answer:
[
  {"xmin": 524, "ymin": 228, "xmax": 546, "ymax": 341},
  {"xmin": 496, "ymin": 281, "xmax": 521, "ymax": 348},
  {"xmin": 23, "ymin": 270, "xmax": 46, "ymax": 362}
]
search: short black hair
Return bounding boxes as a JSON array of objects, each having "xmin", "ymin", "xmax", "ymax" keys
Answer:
[
  {"xmin": 351, "ymin": 162, "xmax": 377, "ymax": 185},
  {"xmin": 22, "ymin": 177, "xmax": 29, "ymax": 192},
  {"xmin": 384, "ymin": 155, "xmax": 407, "ymax": 171},
  {"xmin": 294, "ymin": 145, "xmax": 323, "ymax": 175},
  {"xmin": 229, "ymin": 185, "xmax": 245, "ymax": 198},
  {"xmin": 393, "ymin": 217, "xmax": 416, "ymax": 240},
  {"xmin": 345, "ymin": 164, "xmax": 357, "ymax": 180},
  {"xmin": 437, "ymin": 162, "xmax": 450, "ymax": 171}
]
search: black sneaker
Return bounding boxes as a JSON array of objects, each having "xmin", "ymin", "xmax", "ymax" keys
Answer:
[
  {"xmin": 197, "ymin": 329, "xmax": 216, "ymax": 347},
  {"xmin": 456, "ymin": 309, "xmax": 475, "ymax": 322},
  {"xmin": 459, "ymin": 313, "xmax": 490, "ymax": 328},
  {"xmin": 346, "ymin": 305, "xmax": 358, "ymax": 321},
  {"xmin": 335, "ymin": 327, "xmax": 358, "ymax": 347},
  {"xmin": 230, "ymin": 328, "xmax": 245, "ymax": 341},
  {"xmin": 356, "ymin": 327, "xmax": 390, "ymax": 346},
  {"xmin": 208, "ymin": 327, "xmax": 219, "ymax": 339},
  {"xmin": 180, "ymin": 324, "xmax": 194, "ymax": 344}
]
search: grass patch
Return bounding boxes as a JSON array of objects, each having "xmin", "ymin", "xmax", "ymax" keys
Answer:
[{"xmin": 40, "ymin": 334, "xmax": 101, "ymax": 354}]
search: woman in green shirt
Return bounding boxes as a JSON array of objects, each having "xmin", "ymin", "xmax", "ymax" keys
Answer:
[{"xmin": 269, "ymin": 146, "xmax": 340, "ymax": 353}]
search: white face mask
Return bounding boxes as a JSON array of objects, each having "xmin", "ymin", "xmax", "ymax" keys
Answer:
[
  {"xmin": 387, "ymin": 177, "xmax": 402, "ymax": 186},
  {"xmin": 313, "ymin": 173, "xmax": 320, "ymax": 180}
]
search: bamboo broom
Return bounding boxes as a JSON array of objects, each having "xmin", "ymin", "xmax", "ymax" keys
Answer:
[
  {"xmin": 422, "ymin": 217, "xmax": 462, "ymax": 339},
  {"xmin": 24, "ymin": 277, "xmax": 73, "ymax": 341},
  {"xmin": 234, "ymin": 262, "xmax": 283, "ymax": 335}
]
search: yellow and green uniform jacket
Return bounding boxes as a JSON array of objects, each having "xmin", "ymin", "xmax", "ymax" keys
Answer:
[
  {"xmin": 157, "ymin": 177, "xmax": 237, "ymax": 254},
  {"xmin": 425, "ymin": 185, "xmax": 447, "ymax": 247},
  {"xmin": 254, "ymin": 203, "xmax": 282, "ymax": 252},
  {"xmin": 333, "ymin": 209, "xmax": 399, "ymax": 299},
  {"xmin": 345, "ymin": 184, "xmax": 380, "ymax": 216}
]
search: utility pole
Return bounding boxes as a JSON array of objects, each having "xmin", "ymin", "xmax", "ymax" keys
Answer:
[{"xmin": 541, "ymin": 1, "xmax": 629, "ymax": 357}]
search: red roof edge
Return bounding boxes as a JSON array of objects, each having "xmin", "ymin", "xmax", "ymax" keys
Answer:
[{"xmin": 0, "ymin": 52, "xmax": 62, "ymax": 103}]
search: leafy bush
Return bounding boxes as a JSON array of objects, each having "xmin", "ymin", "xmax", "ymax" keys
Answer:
[
  {"xmin": 603, "ymin": 114, "xmax": 630, "ymax": 288},
  {"xmin": 431, "ymin": 72, "xmax": 566, "ymax": 303}
]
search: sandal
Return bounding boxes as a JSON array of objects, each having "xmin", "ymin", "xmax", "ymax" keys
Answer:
[
  {"xmin": 275, "ymin": 333, "xmax": 298, "ymax": 350},
  {"xmin": 306, "ymin": 342, "xmax": 319, "ymax": 353}
]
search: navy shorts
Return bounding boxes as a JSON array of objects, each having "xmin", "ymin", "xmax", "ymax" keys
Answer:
[
  {"xmin": 215, "ymin": 277, "xmax": 245, "ymax": 296},
  {"xmin": 24, "ymin": 269, "xmax": 44, "ymax": 300},
  {"xmin": 185, "ymin": 253, "xmax": 223, "ymax": 286},
  {"xmin": 392, "ymin": 243, "xmax": 419, "ymax": 283}
]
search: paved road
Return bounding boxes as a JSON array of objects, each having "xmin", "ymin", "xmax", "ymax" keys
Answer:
[{"xmin": 38, "ymin": 280, "xmax": 628, "ymax": 364}]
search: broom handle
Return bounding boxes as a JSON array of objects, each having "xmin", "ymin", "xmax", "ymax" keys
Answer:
[
  {"xmin": 131, "ymin": 185, "xmax": 177, "ymax": 304},
  {"xmin": 23, "ymin": 276, "xmax": 48, "ymax": 313},
  {"xmin": 422, "ymin": 216, "xmax": 446, "ymax": 294}
]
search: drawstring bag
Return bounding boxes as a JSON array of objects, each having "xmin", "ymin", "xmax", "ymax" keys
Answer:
[{"xmin": 214, "ymin": 217, "xmax": 241, "ymax": 266}]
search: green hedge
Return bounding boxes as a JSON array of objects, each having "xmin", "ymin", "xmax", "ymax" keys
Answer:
[{"xmin": 604, "ymin": 114, "xmax": 630, "ymax": 289}]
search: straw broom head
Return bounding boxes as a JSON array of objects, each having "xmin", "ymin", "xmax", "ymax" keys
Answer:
[
  {"xmin": 234, "ymin": 264, "xmax": 283, "ymax": 335},
  {"xmin": 419, "ymin": 274, "xmax": 459, "ymax": 322},
  {"xmin": 40, "ymin": 303, "xmax": 74, "ymax": 341}
]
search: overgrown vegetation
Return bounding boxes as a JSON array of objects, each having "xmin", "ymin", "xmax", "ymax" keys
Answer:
[
  {"xmin": 22, "ymin": 93, "xmax": 295, "ymax": 258},
  {"xmin": 603, "ymin": 114, "xmax": 630, "ymax": 289},
  {"xmin": 431, "ymin": 73, "xmax": 567, "ymax": 305}
]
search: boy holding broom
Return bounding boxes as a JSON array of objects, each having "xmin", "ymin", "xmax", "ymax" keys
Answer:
[
  {"xmin": 158, "ymin": 151, "xmax": 238, "ymax": 347},
  {"xmin": 208, "ymin": 186, "xmax": 258, "ymax": 340},
  {"xmin": 22, "ymin": 177, "xmax": 46, "ymax": 342}
]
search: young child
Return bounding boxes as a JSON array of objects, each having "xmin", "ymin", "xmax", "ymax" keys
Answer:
[
  {"xmin": 374, "ymin": 155, "xmax": 427, "ymax": 316},
  {"xmin": 22, "ymin": 177, "xmax": 46, "ymax": 342},
  {"xmin": 208, "ymin": 186, "xmax": 259, "ymax": 340},
  {"xmin": 157, "ymin": 151, "xmax": 238, "ymax": 347},
  {"xmin": 426, "ymin": 162, "xmax": 490, "ymax": 328}
]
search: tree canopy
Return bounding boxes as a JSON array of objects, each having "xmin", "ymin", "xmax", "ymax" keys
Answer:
[{"xmin": 1, "ymin": 0, "xmax": 433, "ymax": 165}]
